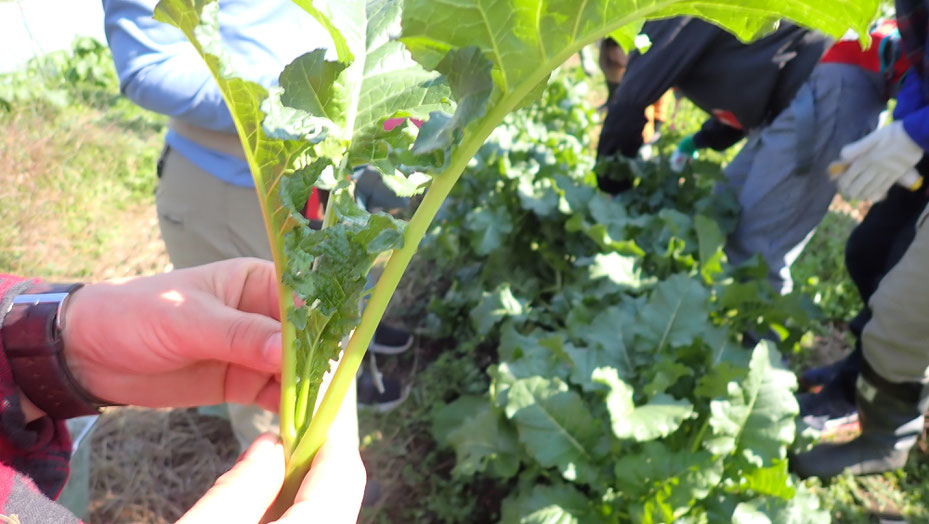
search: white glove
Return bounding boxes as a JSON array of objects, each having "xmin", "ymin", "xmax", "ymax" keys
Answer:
[{"xmin": 831, "ymin": 121, "xmax": 924, "ymax": 201}]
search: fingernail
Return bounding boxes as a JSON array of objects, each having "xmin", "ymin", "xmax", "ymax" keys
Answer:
[{"xmin": 239, "ymin": 433, "xmax": 281, "ymax": 462}]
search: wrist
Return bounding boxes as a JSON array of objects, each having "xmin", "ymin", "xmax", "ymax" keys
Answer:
[{"xmin": 1, "ymin": 282, "xmax": 108, "ymax": 419}]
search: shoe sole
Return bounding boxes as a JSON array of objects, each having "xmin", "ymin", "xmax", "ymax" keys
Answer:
[
  {"xmin": 358, "ymin": 384, "xmax": 412, "ymax": 413},
  {"xmin": 368, "ymin": 337, "xmax": 414, "ymax": 355}
]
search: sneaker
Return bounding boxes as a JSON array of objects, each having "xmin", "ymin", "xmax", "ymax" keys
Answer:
[
  {"xmin": 357, "ymin": 354, "xmax": 410, "ymax": 412},
  {"xmin": 368, "ymin": 323, "xmax": 414, "ymax": 355},
  {"xmin": 799, "ymin": 359, "xmax": 847, "ymax": 393}
]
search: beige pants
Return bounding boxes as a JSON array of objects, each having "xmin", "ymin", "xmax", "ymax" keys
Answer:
[
  {"xmin": 156, "ymin": 146, "xmax": 278, "ymax": 449},
  {"xmin": 863, "ymin": 204, "xmax": 929, "ymax": 384}
]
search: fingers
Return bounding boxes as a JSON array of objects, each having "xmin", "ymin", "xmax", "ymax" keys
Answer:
[
  {"xmin": 236, "ymin": 258, "xmax": 282, "ymax": 321},
  {"xmin": 223, "ymin": 365, "xmax": 282, "ymax": 411},
  {"xmin": 177, "ymin": 434, "xmax": 286, "ymax": 524},
  {"xmin": 199, "ymin": 258, "xmax": 282, "ymax": 321},
  {"xmin": 277, "ymin": 440, "xmax": 366, "ymax": 523}
]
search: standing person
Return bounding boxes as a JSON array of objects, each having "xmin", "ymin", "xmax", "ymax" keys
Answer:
[
  {"xmin": 597, "ymin": 17, "xmax": 894, "ymax": 295},
  {"xmin": 102, "ymin": 0, "xmax": 412, "ymax": 450},
  {"xmin": 791, "ymin": 0, "xmax": 929, "ymax": 477}
]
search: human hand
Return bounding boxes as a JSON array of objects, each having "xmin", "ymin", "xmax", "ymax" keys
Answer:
[
  {"xmin": 177, "ymin": 432, "xmax": 366, "ymax": 524},
  {"xmin": 831, "ymin": 121, "xmax": 924, "ymax": 201},
  {"xmin": 669, "ymin": 135, "xmax": 698, "ymax": 173},
  {"xmin": 60, "ymin": 258, "xmax": 282, "ymax": 411}
]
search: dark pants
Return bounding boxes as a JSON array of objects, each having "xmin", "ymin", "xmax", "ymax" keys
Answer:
[{"xmin": 826, "ymin": 171, "xmax": 929, "ymax": 397}]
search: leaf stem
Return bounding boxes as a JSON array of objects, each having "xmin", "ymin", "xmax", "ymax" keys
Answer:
[
  {"xmin": 279, "ymin": 298, "xmax": 297, "ymax": 452},
  {"xmin": 284, "ymin": 144, "xmax": 474, "ymax": 480}
]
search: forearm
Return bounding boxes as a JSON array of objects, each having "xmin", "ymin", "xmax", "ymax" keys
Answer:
[{"xmin": 104, "ymin": 0, "xmax": 236, "ymax": 132}]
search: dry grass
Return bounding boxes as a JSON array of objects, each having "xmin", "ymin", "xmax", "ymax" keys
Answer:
[
  {"xmin": 87, "ymin": 408, "xmax": 239, "ymax": 523},
  {"xmin": 0, "ymin": 108, "xmax": 170, "ymax": 280}
]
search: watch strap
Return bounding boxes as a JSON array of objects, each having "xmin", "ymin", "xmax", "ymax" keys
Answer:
[{"xmin": 3, "ymin": 282, "xmax": 106, "ymax": 418}]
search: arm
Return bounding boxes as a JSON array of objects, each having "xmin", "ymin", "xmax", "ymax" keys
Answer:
[
  {"xmin": 0, "ymin": 260, "xmax": 365, "ymax": 522},
  {"xmin": 895, "ymin": 74, "xmax": 929, "ymax": 151},
  {"xmin": 597, "ymin": 18, "xmax": 717, "ymax": 159},
  {"xmin": 692, "ymin": 118, "xmax": 746, "ymax": 151},
  {"xmin": 102, "ymin": 0, "xmax": 235, "ymax": 132}
]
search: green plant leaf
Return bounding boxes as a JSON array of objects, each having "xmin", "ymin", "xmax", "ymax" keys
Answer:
[
  {"xmin": 580, "ymin": 253, "xmax": 643, "ymax": 291},
  {"xmin": 432, "ymin": 395, "xmax": 521, "ymax": 478},
  {"xmin": 595, "ymin": 367, "xmax": 694, "ymax": 441},
  {"xmin": 703, "ymin": 341, "xmax": 799, "ymax": 467},
  {"xmin": 730, "ymin": 483, "xmax": 830, "ymax": 524},
  {"xmin": 499, "ymin": 481, "xmax": 599, "ymax": 524},
  {"xmin": 695, "ymin": 214, "xmax": 726, "ymax": 282},
  {"xmin": 634, "ymin": 273, "xmax": 710, "ymax": 351},
  {"xmin": 504, "ymin": 376, "xmax": 604, "ymax": 485},
  {"xmin": 614, "ymin": 442, "xmax": 724, "ymax": 523},
  {"xmin": 471, "ymin": 284, "xmax": 528, "ymax": 335}
]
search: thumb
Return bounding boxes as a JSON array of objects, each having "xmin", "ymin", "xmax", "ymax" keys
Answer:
[
  {"xmin": 178, "ymin": 434, "xmax": 286, "ymax": 524},
  {"xmin": 200, "ymin": 308, "xmax": 283, "ymax": 373}
]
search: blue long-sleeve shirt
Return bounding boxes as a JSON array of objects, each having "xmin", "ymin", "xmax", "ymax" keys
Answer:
[
  {"xmin": 896, "ymin": 72, "xmax": 929, "ymax": 151},
  {"xmin": 103, "ymin": 0, "xmax": 332, "ymax": 186}
]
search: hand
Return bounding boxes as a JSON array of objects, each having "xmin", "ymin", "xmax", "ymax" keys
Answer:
[
  {"xmin": 60, "ymin": 258, "xmax": 282, "ymax": 411},
  {"xmin": 177, "ymin": 433, "xmax": 366, "ymax": 523},
  {"xmin": 669, "ymin": 135, "xmax": 698, "ymax": 173},
  {"xmin": 831, "ymin": 121, "xmax": 924, "ymax": 201}
]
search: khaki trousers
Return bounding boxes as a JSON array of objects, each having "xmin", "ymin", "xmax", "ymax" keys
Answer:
[
  {"xmin": 863, "ymin": 203, "xmax": 929, "ymax": 383},
  {"xmin": 156, "ymin": 146, "xmax": 277, "ymax": 449}
]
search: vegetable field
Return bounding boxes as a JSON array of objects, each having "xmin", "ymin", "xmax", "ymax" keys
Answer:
[{"xmin": 2, "ymin": 13, "xmax": 929, "ymax": 524}]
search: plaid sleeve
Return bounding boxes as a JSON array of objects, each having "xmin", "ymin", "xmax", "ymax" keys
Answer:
[{"xmin": 0, "ymin": 275, "xmax": 74, "ymax": 500}]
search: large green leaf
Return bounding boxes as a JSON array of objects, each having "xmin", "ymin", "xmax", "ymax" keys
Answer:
[
  {"xmin": 634, "ymin": 274, "xmax": 711, "ymax": 351},
  {"xmin": 432, "ymin": 395, "xmax": 521, "ymax": 478},
  {"xmin": 499, "ymin": 482, "xmax": 600, "ymax": 524},
  {"xmin": 703, "ymin": 342, "xmax": 799, "ymax": 467},
  {"xmin": 401, "ymin": 0, "xmax": 877, "ymax": 168},
  {"xmin": 504, "ymin": 376, "xmax": 605, "ymax": 485},
  {"xmin": 614, "ymin": 442, "xmax": 724, "ymax": 523},
  {"xmin": 595, "ymin": 367, "xmax": 694, "ymax": 442},
  {"xmin": 155, "ymin": 0, "xmax": 455, "ymax": 439}
]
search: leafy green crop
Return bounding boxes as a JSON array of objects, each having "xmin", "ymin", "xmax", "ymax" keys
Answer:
[
  {"xmin": 152, "ymin": 0, "xmax": 876, "ymax": 515},
  {"xmin": 422, "ymin": 77, "xmax": 825, "ymax": 520}
]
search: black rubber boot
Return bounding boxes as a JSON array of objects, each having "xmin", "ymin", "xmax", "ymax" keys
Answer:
[{"xmin": 791, "ymin": 362, "xmax": 928, "ymax": 479}]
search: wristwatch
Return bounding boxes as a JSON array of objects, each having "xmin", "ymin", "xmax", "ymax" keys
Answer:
[{"xmin": 1, "ymin": 282, "xmax": 107, "ymax": 419}]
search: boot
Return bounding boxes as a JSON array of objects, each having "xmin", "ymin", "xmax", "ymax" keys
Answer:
[{"xmin": 791, "ymin": 361, "xmax": 928, "ymax": 479}]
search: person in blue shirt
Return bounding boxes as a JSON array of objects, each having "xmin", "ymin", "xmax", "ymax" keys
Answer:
[
  {"xmin": 792, "ymin": 0, "xmax": 929, "ymax": 476},
  {"xmin": 102, "ymin": 0, "xmax": 412, "ymax": 452}
]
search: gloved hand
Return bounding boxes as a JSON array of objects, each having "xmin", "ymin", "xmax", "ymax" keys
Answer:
[
  {"xmin": 669, "ymin": 135, "xmax": 698, "ymax": 173},
  {"xmin": 830, "ymin": 121, "xmax": 924, "ymax": 201}
]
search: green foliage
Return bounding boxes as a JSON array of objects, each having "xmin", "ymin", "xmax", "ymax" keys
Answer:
[
  {"xmin": 421, "ymin": 71, "xmax": 831, "ymax": 522},
  {"xmin": 0, "ymin": 37, "xmax": 118, "ymax": 110},
  {"xmin": 154, "ymin": 0, "xmax": 877, "ymax": 512}
]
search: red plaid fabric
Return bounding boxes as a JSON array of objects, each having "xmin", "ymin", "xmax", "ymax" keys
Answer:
[{"xmin": 0, "ymin": 275, "xmax": 76, "ymax": 514}]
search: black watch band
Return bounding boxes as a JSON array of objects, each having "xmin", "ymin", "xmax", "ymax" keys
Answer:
[{"xmin": 2, "ymin": 282, "xmax": 108, "ymax": 419}]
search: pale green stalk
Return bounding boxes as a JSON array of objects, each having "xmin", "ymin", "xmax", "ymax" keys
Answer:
[{"xmin": 286, "ymin": 24, "xmax": 630, "ymax": 468}]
